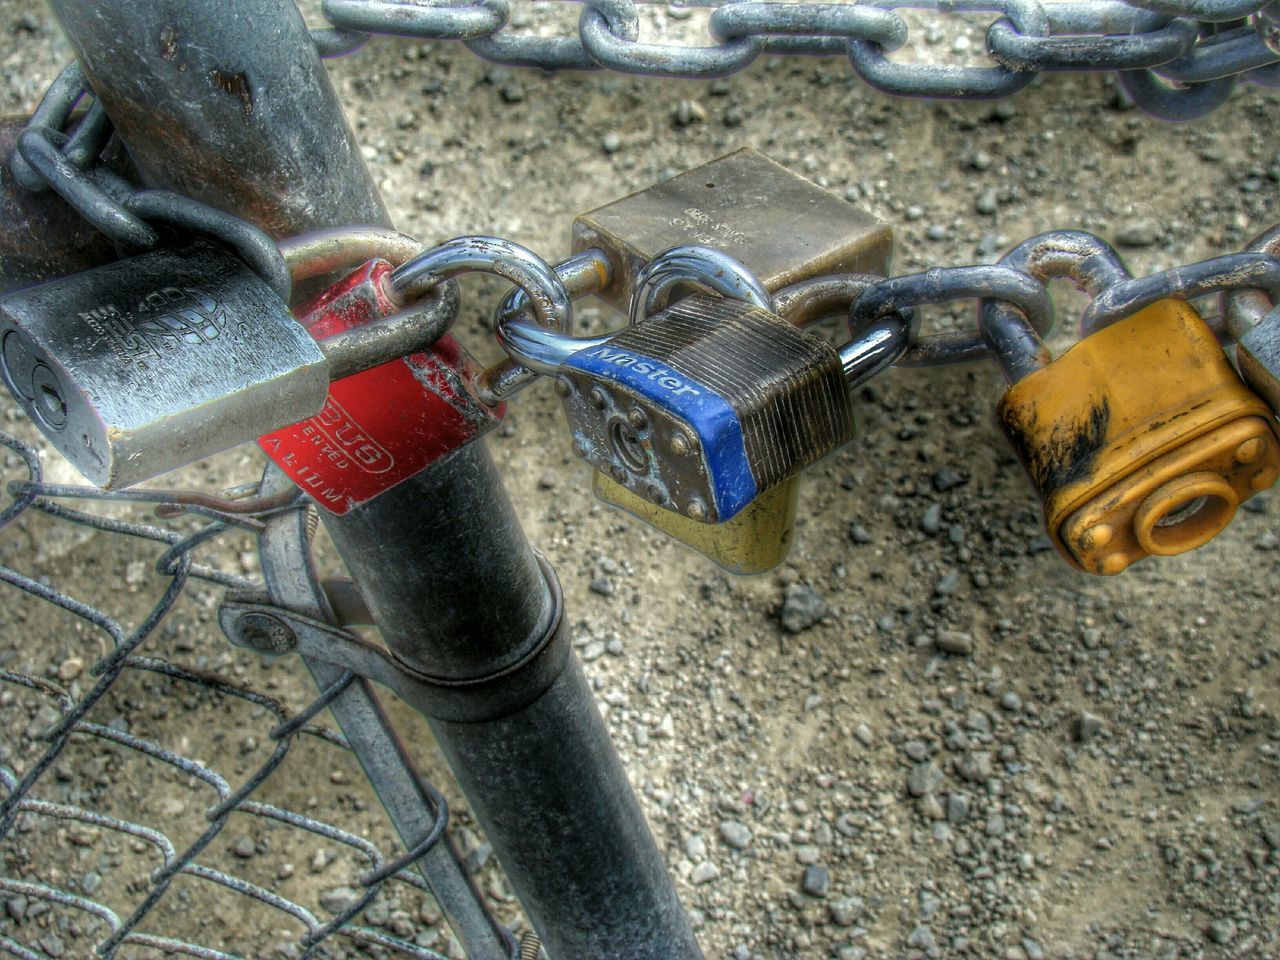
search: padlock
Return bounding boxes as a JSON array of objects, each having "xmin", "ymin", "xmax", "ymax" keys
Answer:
[
  {"xmin": 1235, "ymin": 306, "xmax": 1280, "ymax": 414},
  {"xmin": 0, "ymin": 239, "xmax": 327, "ymax": 489},
  {"xmin": 556, "ymin": 292, "xmax": 855, "ymax": 525},
  {"xmin": 992, "ymin": 298, "xmax": 1280, "ymax": 575},
  {"xmin": 258, "ymin": 257, "xmax": 503, "ymax": 514},
  {"xmin": 573, "ymin": 147, "xmax": 893, "ymax": 314},
  {"xmin": 557, "ymin": 149, "xmax": 892, "ymax": 572}
]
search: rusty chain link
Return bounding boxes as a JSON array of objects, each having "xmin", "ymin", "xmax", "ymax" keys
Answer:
[{"xmin": 315, "ymin": 0, "xmax": 1280, "ymax": 115}]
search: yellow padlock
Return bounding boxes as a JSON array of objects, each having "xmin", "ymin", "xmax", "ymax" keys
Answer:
[{"xmin": 995, "ymin": 298, "xmax": 1280, "ymax": 575}]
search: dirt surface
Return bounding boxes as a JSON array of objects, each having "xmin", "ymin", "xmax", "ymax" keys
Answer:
[{"xmin": 1, "ymin": 3, "xmax": 1279, "ymax": 959}]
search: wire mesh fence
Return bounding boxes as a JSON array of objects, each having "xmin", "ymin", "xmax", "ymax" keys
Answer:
[{"xmin": 0, "ymin": 429, "xmax": 500, "ymax": 960}]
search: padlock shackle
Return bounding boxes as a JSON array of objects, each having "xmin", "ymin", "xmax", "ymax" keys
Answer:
[
  {"xmin": 840, "ymin": 314, "xmax": 912, "ymax": 387},
  {"xmin": 1223, "ymin": 224, "xmax": 1280, "ymax": 341},
  {"xmin": 629, "ymin": 245, "xmax": 773, "ymax": 326},
  {"xmin": 773, "ymin": 273, "xmax": 881, "ymax": 328},
  {"xmin": 280, "ymin": 226, "xmax": 426, "ymax": 287},
  {"xmin": 979, "ymin": 230, "xmax": 1129, "ymax": 383},
  {"xmin": 318, "ymin": 279, "xmax": 462, "ymax": 382}
]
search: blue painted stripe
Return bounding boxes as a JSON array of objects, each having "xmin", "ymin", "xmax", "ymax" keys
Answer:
[{"xmin": 565, "ymin": 344, "xmax": 757, "ymax": 519}]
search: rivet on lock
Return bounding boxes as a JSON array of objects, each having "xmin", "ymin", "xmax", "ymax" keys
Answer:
[
  {"xmin": 986, "ymin": 289, "xmax": 1280, "ymax": 576},
  {"xmin": 0, "ymin": 239, "xmax": 328, "ymax": 489},
  {"xmin": 259, "ymin": 257, "xmax": 503, "ymax": 515}
]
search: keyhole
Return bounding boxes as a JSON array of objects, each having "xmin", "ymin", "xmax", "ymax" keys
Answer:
[{"xmin": 31, "ymin": 365, "xmax": 68, "ymax": 430}]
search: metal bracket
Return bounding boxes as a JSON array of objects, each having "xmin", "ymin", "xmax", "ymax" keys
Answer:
[{"xmin": 219, "ymin": 598, "xmax": 440, "ymax": 718}]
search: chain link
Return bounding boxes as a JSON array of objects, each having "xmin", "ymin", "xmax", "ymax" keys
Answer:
[{"xmin": 315, "ymin": 0, "xmax": 1280, "ymax": 106}]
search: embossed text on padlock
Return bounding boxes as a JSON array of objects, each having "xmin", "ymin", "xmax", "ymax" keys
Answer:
[
  {"xmin": 572, "ymin": 148, "xmax": 892, "ymax": 313},
  {"xmin": 0, "ymin": 240, "xmax": 328, "ymax": 489},
  {"xmin": 555, "ymin": 293, "xmax": 855, "ymax": 524}
]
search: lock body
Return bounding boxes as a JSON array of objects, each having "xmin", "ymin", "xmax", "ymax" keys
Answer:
[
  {"xmin": 573, "ymin": 148, "xmax": 893, "ymax": 314},
  {"xmin": 0, "ymin": 240, "xmax": 326, "ymax": 489},
  {"xmin": 998, "ymin": 299, "xmax": 1280, "ymax": 575},
  {"xmin": 557, "ymin": 294, "xmax": 854, "ymax": 524},
  {"xmin": 1235, "ymin": 306, "xmax": 1280, "ymax": 414},
  {"xmin": 259, "ymin": 258, "xmax": 503, "ymax": 514}
]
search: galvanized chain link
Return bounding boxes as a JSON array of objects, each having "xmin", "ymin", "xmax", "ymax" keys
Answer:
[
  {"xmin": 9, "ymin": 63, "xmax": 293, "ymax": 300},
  {"xmin": 316, "ymin": 0, "xmax": 1280, "ymax": 113},
  {"xmin": 0, "ymin": 430, "xmax": 525, "ymax": 960}
]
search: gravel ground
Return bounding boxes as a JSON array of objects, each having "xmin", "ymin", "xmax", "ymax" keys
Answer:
[{"xmin": 0, "ymin": 3, "xmax": 1279, "ymax": 959}]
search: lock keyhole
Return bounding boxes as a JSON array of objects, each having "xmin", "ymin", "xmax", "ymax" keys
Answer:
[
  {"xmin": 1134, "ymin": 472, "xmax": 1239, "ymax": 557},
  {"xmin": 609, "ymin": 418, "xmax": 648, "ymax": 474},
  {"xmin": 31, "ymin": 365, "xmax": 68, "ymax": 430}
]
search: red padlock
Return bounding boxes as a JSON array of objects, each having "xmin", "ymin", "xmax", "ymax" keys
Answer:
[{"xmin": 259, "ymin": 259, "xmax": 503, "ymax": 514}]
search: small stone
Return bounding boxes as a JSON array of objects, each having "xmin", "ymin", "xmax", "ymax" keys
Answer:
[
  {"xmin": 854, "ymin": 723, "xmax": 873, "ymax": 747},
  {"xmin": 1073, "ymin": 710, "xmax": 1104, "ymax": 742},
  {"xmin": 231, "ymin": 835, "xmax": 256, "ymax": 858},
  {"xmin": 801, "ymin": 864, "xmax": 830, "ymax": 897},
  {"xmin": 80, "ymin": 872, "xmax": 101, "ymax": 895},
  {"xmin": 925, "ymin": 223, "xmax": 947, "ymax": 242},
  {"xmin": 719, "ymin": 820, "xmax": 752, "ymax": 850},
  {"xmin": 499, "ymin": 81, "xmax": 525, "ymax": 103},
  {"xmin": 829, "ymin": 896, "xmax": 864, "ymax": 926},
  {"xmin": 975, "ymin": 189, "xmax": 998, "ymax": 215},
  {"xmin": 1000, "ymin": 691, "xmax": 1023, "ymax": 712},
  {"xmin": 932, "ymin": 466, "xmax": 966, "ymax": 492},
  {"xmin": 907, "ymin": 762, "xmax": 943, "ymax": 798},
  {"xmin": 310, "ymin": 848, "xmax": 336, "ymax": 873},
  {"xmin": 685, "ymin": 834, "xmax": 706, "ymax": 860},
  {"xmin": 1208, "ymin": 918, "xmax": 1236, "ymax": 945},
  {"xmin": 907, "ymin": 925, "xmax": 936, "ymax": 950},
  {"xmin": 922, "ymin": 503, "xmax": 943, "ymax": 535},
  {"xmin": 1022, "ymin": 938, "xmax": 1045, "ymax": 960},
  {"xmin": 601, "ymin": 131, "xmax": 622, "ymax": 154},
  {"xmin": 56, "ymin": 657, "xmax": 84, "ymax": 681},
  {"xmin": 673, "ymin": 99, "xmax": 706, "ymax": 127},
  {"xmin": 580, "ymin": 641, "xmax": 605, "ymax": 662},
  {"xmin": 537, "ymin": 471, "xmax": 557, "ymax": 490},
  {"xmin": 589, "ymin": 577, "xmax": 614, "ymax": 597},
  {"xmin": 690, "ymin": 862, "xmax": 720, "ymax": 885},
  {"xmin": 946, "ymin": 793, "xmax": 970, "ymax": 824},
  {"xmin": 936, "ymin": 630, "xmax": 974, "ymax": 656},
  {"xmin": 319, "ymin": 886, "xmax": 362, "ymax": 915},
  {"xmin": 780, "ymin": 583, "xmax": 826, "ymax": 634},
  {"xmin": 849, "ymin": 522, "xmax": 872, "ymax": 545},
  {"xmin": 1116, "ymin": 219, "xmax": 1159, "ymax": 248},
  {"xmin": 655, "ymin": 712, "xmax": 674, "ymax": 739}
]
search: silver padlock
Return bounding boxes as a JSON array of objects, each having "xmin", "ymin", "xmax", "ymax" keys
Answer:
[{"xmin": 0, "ymin": 240, "xmax": 328, "ymax": 488}]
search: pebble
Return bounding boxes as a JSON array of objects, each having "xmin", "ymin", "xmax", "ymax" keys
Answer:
[
  {"xmin": 780, "ymin": 583, "xmax": 826, "ymax": 634},
  {"xmin": 801, "ymin": 864, "xmax": 830, "ymax": 897},
  {"xmin": 719, "ymin": 819, "xmax": 752, "ymax": 850},
  {"xmin": 936, "ymin": 630, "xmax": 974, "ymax": 656},
  {"xmin": 1116, "ymin": 219, "xmax": 1159, "ymax": 248},
  {"xmin": 975, "ymin": 188, "xmax": 998, "ymax": 215},
  {"xmin": 932, "ymin": 466, "xmax": 966, "ymax": 491},
  {"xmin": 231, "ymin": 835, "xmax": 256, "ymax": 858},
  {"xmin": 907, "ymin": 925, "xmax": 936, "ymax": 950},
  {"xmin": 1208, "ymin": 917, "xmax": 1237, "ymax": 945},
  {"xmin": 1073, "ymin": 710, "xmax": 1104, "ymax": 742},
  {"xmin": 601, "ymin": 131, "xmax": 622, "ymax": 154},
  {"xmin": 907, "ymin": 762, "xmax": 943, "ymax": 798},
  {"xmin": 589, "ymin": 577, "xmax": 614, "ymax": 597},
  {"xmin": 685, "ymin": 834, "xmax": 706, "ymax": 860},
  {"xmin": 690, "ymin": 862, "xmax": 720, "ymax": 885},
  {"xmin": 319, "ymin": 886, "xmax": 362, "ymax": 915},
  {"xmin": 537, "ymin": 471, "xmax": 557, "ymax": 490},
  {"xmin": 848, "ymin": 522, "xmax": 873, "ymax": 545},
  {"xmin": 829, "ymin": 896, "xmax": 864, "ymax": 926},
  {"xmin": 56, "ymin": 657, "xmax": 84, "ymax": 681},
  {"xmin": 922, "ymin": 503, "xmax": 942, "ymax": 535}
]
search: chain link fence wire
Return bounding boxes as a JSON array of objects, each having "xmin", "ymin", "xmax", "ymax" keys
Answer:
[{"xmin": 0, "ymin": 429, "xmax": 502, "ymax": 960}]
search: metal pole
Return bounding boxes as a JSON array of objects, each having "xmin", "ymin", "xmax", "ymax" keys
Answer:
[{"xmin": 44, "ymin": 2, "xmax": 702, "ymax": 956}]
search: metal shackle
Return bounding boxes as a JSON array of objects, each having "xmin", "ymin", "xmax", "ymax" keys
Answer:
[
  {"xmin": 279, "ymin": 226, "xmax": 462, "ymax": 382},
  {"xmin": 391, "ymin": 235, "xmax": 573, "ymax": 400}
]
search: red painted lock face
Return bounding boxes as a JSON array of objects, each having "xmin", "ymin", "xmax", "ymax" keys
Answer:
[{"xmin": 258, "ymin": 259, "xmax": 503, "ymax": 514}]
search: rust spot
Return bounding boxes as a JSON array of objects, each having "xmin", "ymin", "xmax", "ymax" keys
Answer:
[
  {"xmin": 210, "ymin": 69, "xmax": 254, "ymax": 117},
  {"xmin": 159, "ymin": 25, "xmax": 177, "ymax": 61},
  {"xmin": 1002, "ymin": 398, "xmax": 1112, "ymax": 494}
]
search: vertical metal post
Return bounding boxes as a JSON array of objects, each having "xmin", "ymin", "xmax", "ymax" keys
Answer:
[{"xmin": 44, "ymin": 2, "xmax": 702, "ymax": 957}]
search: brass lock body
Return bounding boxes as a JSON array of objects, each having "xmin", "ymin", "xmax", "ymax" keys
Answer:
[
  {"xmin": 998, "ymin": 299, "xmax": 1280, "ymax": 575},
  {"xmin": 573, "ymin": 148, "xmax": 893, "ymax": 314}
]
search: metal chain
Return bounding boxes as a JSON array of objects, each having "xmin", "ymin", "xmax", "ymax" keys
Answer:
[
  {"xmin": 316, "ymin": 0, "xmax": 1280, "ymax": 112},
  {"xmin": 9, "ymin": 63, "xmax": 293, "ymax": 300}
]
